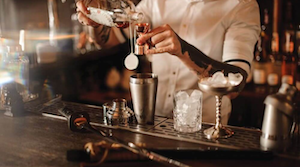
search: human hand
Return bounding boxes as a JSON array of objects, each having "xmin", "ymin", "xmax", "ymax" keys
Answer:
[
  {"xmin": 76, "ymin": 0, "xmax": 101, "ymax": 27},
  {"xmin": 136, "ymin": 24, "xmax": 183, "ymax": 56}
]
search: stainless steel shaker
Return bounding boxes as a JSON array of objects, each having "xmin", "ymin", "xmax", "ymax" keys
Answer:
[
  {"xmin": 106, "ymin": 99, "xmax": 135, "ymax": 125},
  {"xmin": 129, "ymin": 73, "xmax": 158, "ymax": 125},
  {"xmin": 260, "ymin": 83, "xmax": 297, "ymax": 151}
]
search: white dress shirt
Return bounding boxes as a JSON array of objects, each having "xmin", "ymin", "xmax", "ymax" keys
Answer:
[{"xmin": 116, "ymin": 0, "xmax": 260, "ymax": 124}]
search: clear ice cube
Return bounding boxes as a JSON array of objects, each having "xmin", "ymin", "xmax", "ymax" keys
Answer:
[
  {"xmin": 190, "ymin": 89, "xmax": 202, "ymax": 99},
  {"xmin": 210, "ymin": 71, "xmax": 228, "ymax": 85},
  {"xmin": 175, "ymin": 90, "xmax": 189, "ymax": 101},
  {"xmin": 228, "ymin": 73, "xmax": 243, "ymax": 86}
]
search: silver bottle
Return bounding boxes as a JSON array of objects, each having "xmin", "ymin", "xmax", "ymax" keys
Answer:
[{"xmin": 260, "ymin": 83, "xmax": 297, "ymax": 151}]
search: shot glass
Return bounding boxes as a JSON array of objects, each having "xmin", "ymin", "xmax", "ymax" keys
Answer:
[
  {"xmin": 173, "ymin": 89, "xmax": 203, "ymax": 133},
  {"xmin": 102, "ymin": 102, "xmax": 111, "ymax": 125}
]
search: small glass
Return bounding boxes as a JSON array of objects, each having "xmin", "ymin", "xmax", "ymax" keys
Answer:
[
  {"xmin": 102, "ymin": 102, "xmax": 111, "ymax": 125},
  {"xmin": 173, "ymin": 89, "xmax": 203, "ymax": 133}
]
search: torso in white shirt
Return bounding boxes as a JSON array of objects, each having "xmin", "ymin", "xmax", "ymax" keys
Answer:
[{"xmin": 135, "ymin": 0, "xmax": 260, "ymax": 124}]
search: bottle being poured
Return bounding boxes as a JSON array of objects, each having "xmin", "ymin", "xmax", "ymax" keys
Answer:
[{"xmin": 83, "ymin": 0, "xmax": 144, "ymax": 70}]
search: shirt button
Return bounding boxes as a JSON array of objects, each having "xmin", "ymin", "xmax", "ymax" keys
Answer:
[
  {"xmin": 183, "ymin": 24, "xmax": 187, "ymax": 28},
  {"xmin": 173, "ymin": 72, "xmax": 176, "ymax": 75},
  {"xmin": 168, "ymin": 94, "xmax": 171, "ymax": 98}
]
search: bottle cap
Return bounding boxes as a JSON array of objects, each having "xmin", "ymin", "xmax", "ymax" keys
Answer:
[
  {"xmin": 267, "ymin": 73, "xmax": 279, "ymax": 86},
  {"xmin": 281, "ymin": 75, "xmax": 293, "ymax": 85}
]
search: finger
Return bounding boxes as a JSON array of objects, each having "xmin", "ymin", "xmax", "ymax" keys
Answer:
[
  {"xmin": 137, "ymin": 26, "xmax": 168, "ymax": 45},
  {"xmin": 154, "ymin": 38, "xmax": 172, "ymax": 48},
  {"xmin": 150, "ymin": 30, "xmax": 171, "ymax": 46},
  {"xmin": 78, "ymin": 12, "xmax": 99, "ymax": 27},
  {"xmin": 76, "ymin": 0, "xmax": 90, "ymax": 14},
  {"xmin": 145, "ymin": 47, "xmax": 172, "ymax": 55}
]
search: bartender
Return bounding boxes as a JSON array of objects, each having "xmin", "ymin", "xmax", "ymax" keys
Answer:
[{"xmin": 76, "ymin": 0, "xmax": 261, "ymax": 125}]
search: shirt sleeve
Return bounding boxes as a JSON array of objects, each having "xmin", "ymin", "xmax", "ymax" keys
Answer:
[
  {"xmin": 136, "ymin": 0, "xmax": 152, "ymax": 25},
  {"xmin": 222, "ymin": 0, "xmax": 261, "ymax": 76}
]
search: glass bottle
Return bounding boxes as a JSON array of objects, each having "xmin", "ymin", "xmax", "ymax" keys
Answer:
[
  {"xmin": 86, "ymin": 0, "xmax": 143, "ymax": 28},
  {"xmin": 281, "ymin": 0, "xmax": 297, "ymax": 85},
  {"xmin": 268, "ymin": 31, "xmax": 282, "ymax": 86},
  {"xmin": 253, "ymin": 9, "xmax": 272, "ymax": 86},
  {"xmin": 253, "ymin": 38, "xmax": 267, "ymax": 85},
  {"xmin": 260, "ymin": 9, "xmax": 279, "ymax": 88},
  {"xmin": 295, "ymin": 4, "xmax": 300, "ymax": 90},
  {"xmin": 3, "ymin": 44, "xmax": 30, "ymax": 102}
]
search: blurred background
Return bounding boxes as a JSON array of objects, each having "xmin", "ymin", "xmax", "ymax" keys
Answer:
[{"xmin": 0, "ymin": 0, "xmax": 299, "ymax": 128}]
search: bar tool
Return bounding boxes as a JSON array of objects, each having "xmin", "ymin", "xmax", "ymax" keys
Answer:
[
  {"xmin": 130, "ymin": 73, "xmax": 157, "ymax": 125},
  {"xmin": 105, "ymin": 98, "xmax": 136, "ymax": 125},
  {"xmin": 134, "ymin": 23, "xmax": 151, "ymax": 55},
  {"xmin": 260, "ymin": 83, "xmax": 297, "ymax": 151},
  {"xmin": 58, "ymin": 106, "xmax": 190, "ymax": 167}
]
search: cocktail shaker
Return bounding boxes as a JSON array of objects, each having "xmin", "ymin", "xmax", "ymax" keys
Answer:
[
  {"xmin": 129, "ymin": 73, "xmax": 157, "ymax": 125},
  {"xmin": 260, "ymin": 83, "xmax": 297, "ymax": 151},
  {"xmin": 106, "ymin": 99, "xmax": 135, "ymax": 125}
]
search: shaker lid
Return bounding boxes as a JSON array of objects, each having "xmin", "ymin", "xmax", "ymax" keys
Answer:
[
  {"xmin": 264, "ymin": 94, "xmax": 293, "ymax": 117},
  {"xmin": 130, "ymin": 73, "xmax": 158, "ymax": 84},
  {"xmin": 264, "ymin": 83, "xmax": 297, "ymax": 117}
]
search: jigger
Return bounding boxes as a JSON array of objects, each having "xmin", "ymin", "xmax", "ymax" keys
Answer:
[
  {"xmin": 198, "ymin": 77, "xmax": 239, "ymax": 139},
  {"xmin": 134, "ymin": 23, "xmax": 150, "ymax": 55}
]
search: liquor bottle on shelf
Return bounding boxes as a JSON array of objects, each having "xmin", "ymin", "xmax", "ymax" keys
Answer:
[
  {"xmin": 253, "ymin": 9, "xmax": 272, "ymax": 86},
  {"xmin": 85, "ymin": 0, "xmax": 143, "ymax": 28},
  {"xmin": 268, "ymin": 32, "xmax": 282, "ymax": 87},
  {"xmin": 253, "ymin": 39, "xmax": 267, "ymax": 85},
  {"xmin": 295, "ymin": 4, "xmax": 300, "ymax": 90},
  {"xmin": 296, "ymin": 45, "xmax": 300, "ymax": 90},
  {"xmin": 281, "ymin": 0, "xmax": 297, "ymax": 85}
]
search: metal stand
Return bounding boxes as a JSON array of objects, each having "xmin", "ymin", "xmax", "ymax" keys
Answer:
[{"xmin": 203, "ymin": 95, "xmax": 234, "ymax": 139}]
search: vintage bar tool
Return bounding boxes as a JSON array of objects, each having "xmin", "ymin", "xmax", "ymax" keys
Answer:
[
  {"xmin": 260, "ymin": 83, "xmax": 297, "ymax": 151},
  {"xmin": 58, "ymin": 106, "xmax": 190, "ymax": 167},
  {"xmin": 105, "ymin": 98, "xmax": 136, "ymax": 125}
]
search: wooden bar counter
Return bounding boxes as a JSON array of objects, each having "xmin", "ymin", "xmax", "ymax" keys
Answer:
[{"xmin": 0, "ymin": 98, "xmax": 299, "ymax": 167}]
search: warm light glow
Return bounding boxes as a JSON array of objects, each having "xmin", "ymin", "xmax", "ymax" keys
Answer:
[{"xmin": 0, "ymin": 71, "xmax": 13, "ymax": 86}]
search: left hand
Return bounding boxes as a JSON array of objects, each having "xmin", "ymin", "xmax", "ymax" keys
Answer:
[{"xmin": 136, "ymin": 24, "xmax": 183, "ymax": 56}]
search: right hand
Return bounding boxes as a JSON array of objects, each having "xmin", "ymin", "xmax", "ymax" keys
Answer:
[{"xmin": 76, "ymin": 0, "xmax": 101, "ymax": 28}]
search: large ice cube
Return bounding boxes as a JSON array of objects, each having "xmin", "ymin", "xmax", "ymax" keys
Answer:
[
  {"xmin": 228, "ymin": 73, "xmax": 243, "ymax": 86},
  {"xmin": 175, "ymin": 90, "xmax": 189, "ymax": 101},
  {"xmin": 190, "ymin": 89, "xmax": 202, "ymax": 98},
  {"xmin": 210, "ymin": 71, "xmax": 228, "ymax": 85}
]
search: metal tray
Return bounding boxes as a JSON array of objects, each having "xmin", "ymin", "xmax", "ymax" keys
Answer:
[{"xmin": 25, "ymin": 97, "xmax": 300, "ymax": 159}]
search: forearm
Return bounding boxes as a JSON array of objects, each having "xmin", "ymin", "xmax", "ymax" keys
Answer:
[
  {"xmin": 93, "ymin": 26, "xmax": 122, "ymax": 49},
  {"xmin": 178, "ymin": 37, "xmax": 248, "ymax": 93}
]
